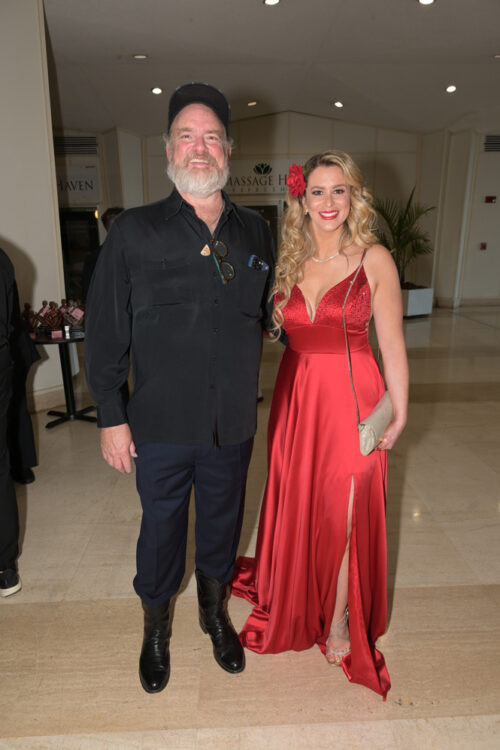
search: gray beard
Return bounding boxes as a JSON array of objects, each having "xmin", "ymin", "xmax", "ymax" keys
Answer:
[{"xmin": 167, "ymin": 159, "xmax": 229, "ymax": 199}]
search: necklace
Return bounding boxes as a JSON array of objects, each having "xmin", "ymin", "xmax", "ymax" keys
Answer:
[
  {"xmin": 208, "ymin": 203, "xmax": 224, "ymax": 236},
  {"xmin": 311, "ymin": 251, "xmax": 340, "ymax": 263}
]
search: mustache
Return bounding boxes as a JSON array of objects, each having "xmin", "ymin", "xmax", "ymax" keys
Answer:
[{"xmin": 183, "ymin": 150, "xmax": 219, "ymax": 167}]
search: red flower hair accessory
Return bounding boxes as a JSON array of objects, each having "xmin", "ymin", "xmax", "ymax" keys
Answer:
[{"xmin": 286, "ymin": 163, "xmax": 306, "ymax": 197}]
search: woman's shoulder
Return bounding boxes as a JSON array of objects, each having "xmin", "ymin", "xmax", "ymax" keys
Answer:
[
  {"xmin": 363, "ymin": 244, "xmax": 400, "ymax": 293},
  {"xmin": 343, "ymin": 243, "xmax": 394, "ymax": 271},
  {"xmin": 363, "ymin": 244, "xmax": 396, "ymax": 272}
]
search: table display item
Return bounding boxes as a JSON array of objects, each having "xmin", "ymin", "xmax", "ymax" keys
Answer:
[{"xmin": 26, "ymin": 299, "xmax": 86, "ymax": 339}]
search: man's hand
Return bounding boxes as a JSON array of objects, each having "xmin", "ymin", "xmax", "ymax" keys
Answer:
[{"xmin": 100, "ymin": 424, "xmax": 137, "ymax": 474}]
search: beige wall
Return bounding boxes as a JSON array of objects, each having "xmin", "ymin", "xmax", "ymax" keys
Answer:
[
  {"xmin": 231, "ymin": 112, "xmax": 419, "ymax": 205},
  {"xmin": 434, "ymin": 130, "xmax": 478, "ymax": 307},
  {"xmin": 96, "ymin": 128, "xmax": 146, "ymax": 209},
  {"xmin": 101, "ymin": 130, "xmax": 124, "ymax": 208},
  {"xmin": 143, "ymin": 135, "xmax": 173, "ymax": 204},
  {"xmin": 411, "ymin": 130, "xmax": 447, "ymax": 289},
  {"xmin": 0, "ymin": 0, "xmax": 65, "ymax": 403},
  {"xmin": 117, "ymin": 130, "xmax": 144, "ymax": 209},
  {"xmin": 460, "ymin": 148, "xmax": 500, "ymax": 304}
]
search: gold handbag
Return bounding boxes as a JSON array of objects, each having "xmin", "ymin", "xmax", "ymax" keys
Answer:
[{"xmin": 342, "ymin": 254, "xmax": 394, "ymax": 456}]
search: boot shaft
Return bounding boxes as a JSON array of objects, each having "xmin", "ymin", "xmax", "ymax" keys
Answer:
[
  {"xmin": 142, "ymin": 599, "xmax": 172, "ymax": 641},
  {"xmin": 195, "ymin": 569, "xmax": 229, "ymax": 621}
]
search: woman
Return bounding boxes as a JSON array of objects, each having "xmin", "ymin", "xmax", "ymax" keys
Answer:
[{"xmin": 232, "ymin": 151, "xmax": 408, "ymax": 699}]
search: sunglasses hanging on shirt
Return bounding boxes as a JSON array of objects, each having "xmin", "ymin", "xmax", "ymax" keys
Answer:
[{"xmin": 210, "ymin": 239, "xmax": 235, "ymax": 285}]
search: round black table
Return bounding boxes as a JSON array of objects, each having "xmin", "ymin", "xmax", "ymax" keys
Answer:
[{"xmin": 34, "ymin": 334, "xmax": 97, "ymax": 429}]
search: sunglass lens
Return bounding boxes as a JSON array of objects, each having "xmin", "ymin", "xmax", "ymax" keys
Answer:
[
  {"xmin": 212, "ymin": 240, "xmax": 228, "ymax": 258},
  {"xmin": 221, "ymin": 262, "xmax": 235, "ymax": 281}
]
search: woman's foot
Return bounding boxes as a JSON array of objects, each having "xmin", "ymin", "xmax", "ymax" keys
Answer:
[{"xmin": 326, "ymin": 608, "xmax": 350, "ymax": 666}]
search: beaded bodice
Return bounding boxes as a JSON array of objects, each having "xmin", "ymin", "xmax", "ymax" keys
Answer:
[{"xmin": 277, "ymin": 266, "xmax": 372, "ymax": 354}]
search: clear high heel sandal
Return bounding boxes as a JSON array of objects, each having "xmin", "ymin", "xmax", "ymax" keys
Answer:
[{"xmin": 326, "ymin": 607, "xmax": 350, "ymax": 666}]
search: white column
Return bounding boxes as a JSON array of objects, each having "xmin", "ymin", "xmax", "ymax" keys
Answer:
[
  {"xmin": 0, "ymin": 0, "xmax": 65, "ymax": 406},
  {"xmin": 434, "ymin": 130, "xmax": 478, "ymax": 308}
]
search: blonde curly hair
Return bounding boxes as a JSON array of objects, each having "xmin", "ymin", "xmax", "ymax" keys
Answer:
[{"xmin": 272, "ymin": 150, "xmax": 378, "ymax": 337}]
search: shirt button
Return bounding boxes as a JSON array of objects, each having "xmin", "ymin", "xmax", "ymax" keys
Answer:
[
  {"xmin": 214, "ymin": 299, "xmax": 219, "ymax": 305},
  {"xmin": 213, "ymin": 328, "xmax": 218, "ymax": 333},
  {"xmin": 209, "ymin": 384, "xmax": 215, "ymax": 389},
  {"xmin": 212, "ymin": 271, "xmax": 218, "ymax": 277}
]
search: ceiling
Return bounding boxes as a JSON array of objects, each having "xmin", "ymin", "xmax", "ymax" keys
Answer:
[{"xmin": 44, "ymin": 0, "xmax": 500, "ymax": 137}]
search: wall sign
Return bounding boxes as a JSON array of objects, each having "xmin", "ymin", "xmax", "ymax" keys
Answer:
[
  {"xmin": 56, "ymin": 165, "xmax": 99, "ymax": 204},
  {"xmin": 226, "ymin": 160, "xmax": 290, "ymax": 195}
]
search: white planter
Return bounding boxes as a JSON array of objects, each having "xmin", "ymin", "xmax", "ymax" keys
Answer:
[{"xmin": 402, "ymin": 287, "xmax": 434, "ymax": 317}]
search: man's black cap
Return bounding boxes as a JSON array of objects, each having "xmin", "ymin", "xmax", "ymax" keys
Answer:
[{"xmin": 168, "ymin": 82, "xmax": 230, "ymax": 135}]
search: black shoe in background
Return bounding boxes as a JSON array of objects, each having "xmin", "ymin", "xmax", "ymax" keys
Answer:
[
  {"xmin": 0, "ymin": 568, "xmax": 22, "ymax": 597},
  {"xmin": 11, "ymin": 467, "xmax": 35, "ymax": 484}
]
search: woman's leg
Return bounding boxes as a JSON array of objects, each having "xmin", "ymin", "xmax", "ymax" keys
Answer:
[{"xmin": 326, "ymin": 478, "xmax": 354, "ymax": 664}]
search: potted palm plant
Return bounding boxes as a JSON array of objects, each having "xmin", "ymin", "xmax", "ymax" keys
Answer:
[{"xmin": 374, "ymin": 188, "xmax": 435, "ymax": 316}]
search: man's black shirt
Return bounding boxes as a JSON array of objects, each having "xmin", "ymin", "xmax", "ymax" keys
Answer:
[{"xmin": 84, "ymin": 189, "xmax": 275, "ymax": 446}]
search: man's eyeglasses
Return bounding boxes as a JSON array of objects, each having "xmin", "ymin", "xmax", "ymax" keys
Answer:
[{"xmin": 211, "ymin": 239, "xmax": 235, "ymax": 285}]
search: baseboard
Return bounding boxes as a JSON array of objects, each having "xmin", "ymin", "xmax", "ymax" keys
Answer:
[
  {"xmin": 436, "ymin": 297, "xmax": 500, "ymax": 309},
  {"xmin": 458, "ymin": 298, "xmax": 500, "ymax": 307},
  {"xmin": 27, "ymin": 386, "xmax": 65, "ymax": 414}
]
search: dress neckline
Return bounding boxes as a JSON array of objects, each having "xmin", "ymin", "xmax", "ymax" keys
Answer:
[{"xmin": 296, "ymin": 266, "xmax": 364, "ymax": 324}]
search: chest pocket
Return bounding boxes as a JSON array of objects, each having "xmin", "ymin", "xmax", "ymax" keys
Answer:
[
  {"xmin": 237, "ymin": 264, "xmax": 269, "ymax": 317},
  {"xmin": 142, "ymin": 260, "xmax": 193, "ymax": 306}
]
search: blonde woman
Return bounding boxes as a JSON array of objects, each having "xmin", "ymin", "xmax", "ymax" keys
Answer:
[{"xmin": 232, "ymin": 151, "xmax": 408, "ymax": 699}]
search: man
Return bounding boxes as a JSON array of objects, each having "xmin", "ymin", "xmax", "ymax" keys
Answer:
[
  {"xmin": 85, "ymin": 83, "xmax": 275, "ymax": 693},
  {"xmin": 82, "ymin": 206, "xmax": 124, "ymax": 299},
  {"xmin": 0, "ymin": 248, "xmax": 22, "ymax": 598}
]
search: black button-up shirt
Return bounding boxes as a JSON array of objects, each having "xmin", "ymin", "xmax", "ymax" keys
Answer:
[{"xmin": 84, "ymin": 189, "xmax": 275, "ymax": 446}]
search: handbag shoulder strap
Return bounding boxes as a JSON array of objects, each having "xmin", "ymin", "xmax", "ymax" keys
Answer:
[{"xmin": 342, "ymin": 248, "xmax": 368, "ymax": 426}]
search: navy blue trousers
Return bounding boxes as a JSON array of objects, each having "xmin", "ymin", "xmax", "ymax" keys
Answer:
[{"xmin": 133, "ymin": 438, "xmax": 253, "ymax": 607}]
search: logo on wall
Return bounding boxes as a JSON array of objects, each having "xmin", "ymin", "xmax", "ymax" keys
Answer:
[
  {"xmin": 253, "ymin": 163, "xmax": 272, "ymax": 175},
  {"xmin": 226, "ymin": 159, "xmax": 290, "ymax": 195}
]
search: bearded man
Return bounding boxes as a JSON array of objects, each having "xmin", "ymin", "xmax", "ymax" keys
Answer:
[{"xmin": 85, "ymin": 83, "xmax": 275, "ymax": 693}]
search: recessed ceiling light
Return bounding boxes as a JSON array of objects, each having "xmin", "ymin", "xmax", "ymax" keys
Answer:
[
  {"xmin": 151, "ymin": 87, "xmax": 162, "ymax": 95},
  {"xmin": 418, "ymin": 0, "xmax": 435, "ymax": 5},
  {"xmin": 446, "ymin": 84, "xmax": 457, "ymax": 93},
  {"xmin": 133, "ymin": 54, "xmax": 148, "ymax": 60},
  {"xmin": 247, "ymin": 101, "xmax": 257, "ymax": 107},
  {"xmin": 263, "ymin": 0, "xmax": 280, "ymax": 6},
  {"xmin": 334, "ymin": 101, "xmax": 344, "ymax": 108}
]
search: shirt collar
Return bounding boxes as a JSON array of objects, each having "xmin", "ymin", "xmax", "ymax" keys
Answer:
[{"xmin": 163, "ymin": 188, "xmax": 244, "ymax": 227}]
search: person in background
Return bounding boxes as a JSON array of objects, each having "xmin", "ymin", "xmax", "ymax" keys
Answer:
[
  {"xmin": 85, "ymin": 83, "xmax": 275, "ymax": 694},
  {"xmin": 82, "ymin": 206, "xmax": 124, "ymax": 299},
  {"xmin": 7, "ymin": 278, "xmax": 40, "ymax": 485},
  {"xmin": 232, "ymin": 151, "xmax": 408, "ymax": 700},
  {"xmin": 0, "ymin": 248, "xmax": 23, "ymax": 597}
]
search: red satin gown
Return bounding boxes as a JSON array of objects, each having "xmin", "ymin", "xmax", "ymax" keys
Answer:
[{"xmin": 232, "ymin": 264, "xmax": 391, "ymax": 699}]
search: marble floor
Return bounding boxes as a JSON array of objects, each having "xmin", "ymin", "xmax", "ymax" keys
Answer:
[{"xmin": 1, "ymin": 307, "xmax": 499, "ymax": 749}]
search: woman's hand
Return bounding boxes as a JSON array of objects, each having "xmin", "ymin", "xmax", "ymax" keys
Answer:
[{"xmin": 377, "ymin": 417, "xmax": 407, "ymax": 451}]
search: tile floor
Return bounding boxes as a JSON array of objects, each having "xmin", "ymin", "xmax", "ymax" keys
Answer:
[{"xmin": 1, "ymin": 307, "xmax": 499, "ymax": 749}]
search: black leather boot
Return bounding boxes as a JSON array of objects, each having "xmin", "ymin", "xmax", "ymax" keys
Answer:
[
  {"xmin": 139, "ymin": 599, "xmax": 171, "ymax": 693},
  {"xmin": 195, "ymin": 569, "xmax": 245, "ymax": 673}
]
